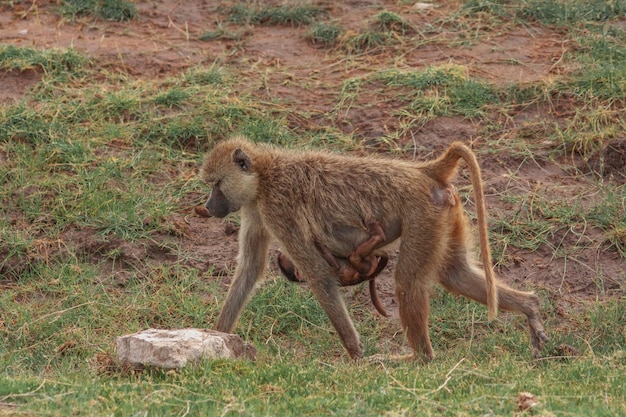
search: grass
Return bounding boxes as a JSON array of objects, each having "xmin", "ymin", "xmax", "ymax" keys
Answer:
[
  {"xmin": 335, "ymin": 64, "xmax": 498, "ymax": 125},
  {"xmin": 307, "ymin": 22, "xmax": 344, "ymax": 46},
  {"xmin": 0, "ymin": 45, "xmax": 87, "ymax": 76},
  {"xmin": 59, "ymin": 0, "xmax": 137, "ymax": 21},
  {"xmin": 228, "ymin": 4, "xmax": 327, "ymax": 27},
  {"xmin": 337, "ymin": 10, "xmax": 415, "ymax": 53},
  {"xmin": 374, "ymin": 10, "xmax": 414, "ymax": 35},
  {"xmin": 1, "ymin": 0, "xmax": 625, "ymax": 415},
  {"xmin": 1, "ymin": 264, "xmax": 624, "ymax": 415}
]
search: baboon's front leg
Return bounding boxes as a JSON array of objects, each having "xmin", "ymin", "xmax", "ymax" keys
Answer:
[{"xmin": 215, "ymin": 209, "xmax": 271, "ymax": 333}]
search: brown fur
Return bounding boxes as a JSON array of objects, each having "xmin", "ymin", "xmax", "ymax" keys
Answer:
[{"xmin": 200, "ymin": 136, "xmax": 547, "ymax": 360}]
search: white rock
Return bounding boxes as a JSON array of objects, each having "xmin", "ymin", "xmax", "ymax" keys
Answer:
[
  {"xmin": 413, "ymin": 2, "xmax": 434, "ymax": 10},
  {"xmin": 116, "ymin": 328, "xmax": 256, "ymax": 369}
]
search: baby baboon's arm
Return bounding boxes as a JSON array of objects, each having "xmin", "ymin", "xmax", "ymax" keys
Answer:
[{"xmin": 347, "ymin": 221, "xmax": 387, "ymax": 276}]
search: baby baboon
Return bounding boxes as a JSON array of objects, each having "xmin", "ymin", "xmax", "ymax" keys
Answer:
[
  {"xmin": 200, "ymin": 136, "xmax": 547, "ymax": 360},
  {"xmin": 279, "ymin": 220, "xmax": 390, "ymax": 316},
  {"xmin": 277, "ymin": 249, "xmax": 390, "ymax": 317},
  {"xmin": 343, "ymin": 220, "xmax": 387, "ymax": 277}
]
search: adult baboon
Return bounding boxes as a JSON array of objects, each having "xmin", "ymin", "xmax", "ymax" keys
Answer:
[{"xmin": 200, "ymin": 136, "xmax": 547, "ymax": 360}]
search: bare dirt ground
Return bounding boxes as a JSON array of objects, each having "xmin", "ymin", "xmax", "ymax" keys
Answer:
[{"xmin": 1, "ymin": 0, "xmax": 624, "ymax": 321}]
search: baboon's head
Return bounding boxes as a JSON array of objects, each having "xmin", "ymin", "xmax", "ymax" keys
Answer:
[{"xmin": 200, "ymin": 138, "xmax": 260, "ymax": 218}]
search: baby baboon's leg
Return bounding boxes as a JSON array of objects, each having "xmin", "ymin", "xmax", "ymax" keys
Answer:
[
  {"xmin": 366, "ymin": 255, "xmax": 388, "ymax": 283},
  {"xmin": 277, "ymin": 249, "xmax": 389, "ymax": 317},
  {"xmin": 349, "ymin": 221, "xmax": 386, "ymax": 276},
  {"xmin": 439, "ymin": 256, "xmax": 548, "ymax": 358}
]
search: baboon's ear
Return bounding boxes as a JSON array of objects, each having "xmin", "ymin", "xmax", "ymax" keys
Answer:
[{"xmin": 233, "ymin": 148, "xmax": 252, "ymax": 171}]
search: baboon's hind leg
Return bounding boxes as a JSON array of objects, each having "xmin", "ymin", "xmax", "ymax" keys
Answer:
[
  {"xmin": 396, "ymin": 281, "xmax": 435, "ymax": 361},
  {"xmin": 309, "ymin": 277, "xmax": 364, "ymax": 359},
  {"xmin": 394, "ymin": 252, "xmax": 437, "ymax": 361},
  {"xmin": 439, "ymin": 256, "xmax": 548, "ymax": 358}
]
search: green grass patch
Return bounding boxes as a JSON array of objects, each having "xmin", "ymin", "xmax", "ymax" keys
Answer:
[
  {"xmin": 1, "ymin": 263, "xmax": 624, "ymax": 415},
  {"xmin": 337, "ymin": 10, "xmax": 415, "ymax": 53},
  {"xmin": 341, "ymin": 29, "xmax": 395, "ymax": 53},
  {"xmin": 337, "ymin": 64, "xmax": 498, "ymax": 121},
  {"xmin": 462, "ymin": 0, "xmax": 626, "ymax": 102},
  {"xmin": 59, "ymin": 0, "xmax": 137, "ymax": 21},
  {"xmin": 490, "ymin": 178, "xmax": 626, "ymax": 267},
  {"xmin": 154, "ymin": 87, "xmax": 192, "ymax": 109},
  {"xmin": 374, "ymin": 10, "xmax": 414, "ymax": 35},
  {"xmin": 0, "ymin": 45, "xmax": 87, "ymax": 77},
  {"xmin": 519, "ymin": 0, "xmax": 626, "ymax": 25},
  {"xmin": 463, "ymin": 0, "xmax": 626, "ymax": 25},
  {"xmin": 307, "ymin": 22, "xmax": 344, "ymax": 46},
  {"xmin": 589, "ymin": 187, "xmax": 626, "ymax": 257},
  {"xmin": 228, "ymin": 4, "xmax": 327, "ymax": 26}
]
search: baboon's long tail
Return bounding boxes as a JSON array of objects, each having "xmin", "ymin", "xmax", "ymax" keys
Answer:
[{"xmin": 432, "ymin": 142, "xmax": 498, "ymax": 320}]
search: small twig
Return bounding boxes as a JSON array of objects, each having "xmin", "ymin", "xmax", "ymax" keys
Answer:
[
  {"xmin": 575, "ymin": 334, "xmax": 595, "ymax": 357},
  {"xmin": 17, "ymin": 301, "xmax": 96, "ymax": 333},
  {"xmin": 20, "ymin": 0, "xmax": 38, "ymax": 19},
  {"xmin": 0, "ymin": 381, "xmax": 45, "ymax": 402},
  {"xmin": 425, "ymin": 358, "xmax": 466, "ymax": 396},
  {"xmin": 546, "ymin": 40, "xmax": 569, "ymax": 75},
  {"xmin": 533, "ymin": 355, "xmax": 579, "ymax": 362},
  {"xmin": 180, "ymin": 401, "xmax": 191, "ymax": 417}
]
